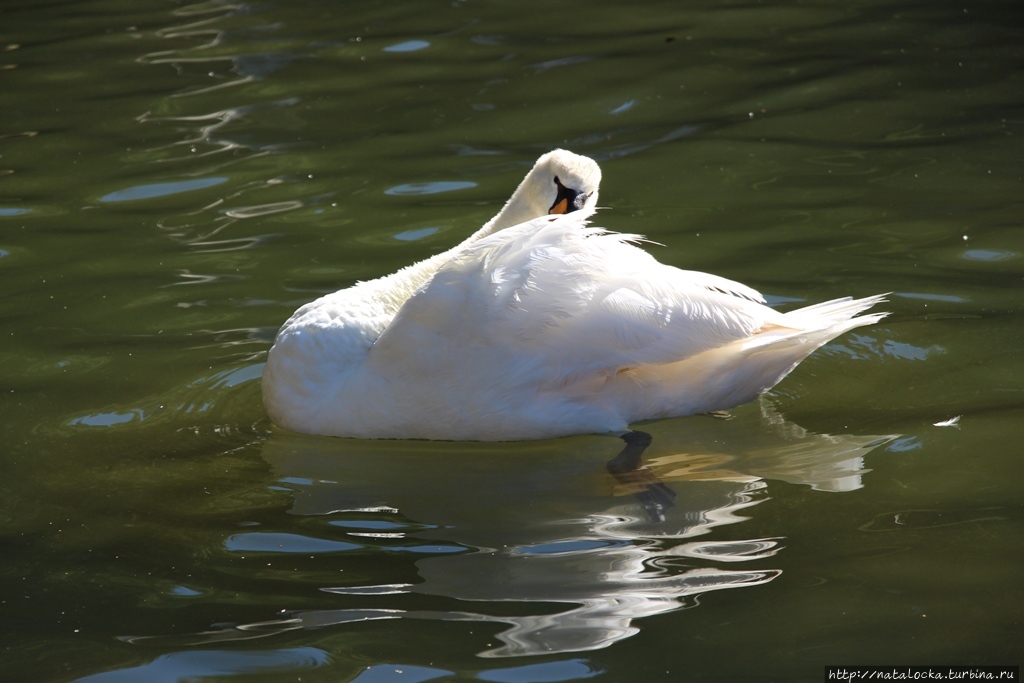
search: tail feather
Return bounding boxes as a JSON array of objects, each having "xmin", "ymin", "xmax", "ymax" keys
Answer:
[
  {"xmin": 744, "ymin": 293, "xmax": 888, "ymax": 354},
  {"xmin": 618, "ymin": 292, "xmax": 890, "ymax": 421},
  {"xmin": 784, "ymin": 293, "xmax": 889, "ymax": 329}
]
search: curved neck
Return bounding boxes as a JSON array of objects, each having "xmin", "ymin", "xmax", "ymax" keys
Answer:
[
  {"xmin": 368, "ymin": 171, "xmax": 551, "ymax": 306},
  {"xmin": 363, "ymin": 151, "xmax": 599, "ymax": 314}
]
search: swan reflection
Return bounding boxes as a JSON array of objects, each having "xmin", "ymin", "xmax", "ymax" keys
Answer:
[{"xmin": 127, "ymin": 401, "xmax": 894, "ymax": 657}]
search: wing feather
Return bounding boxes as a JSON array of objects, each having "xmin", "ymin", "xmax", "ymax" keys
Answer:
[{"xmin": 371, "ymin": 212, "xmax": 786, "ymax": 389}]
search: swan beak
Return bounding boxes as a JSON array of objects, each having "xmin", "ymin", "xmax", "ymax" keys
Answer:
[{"xmin": 548, "ymin": 191, "xmax": 589, "ymax": 215}]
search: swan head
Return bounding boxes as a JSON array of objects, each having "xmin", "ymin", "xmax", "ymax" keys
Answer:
[
  {"xmin": 532, "ymin": 148, "xmax": 601, "ymax": 215},
  {"xmin": 482, "ymin": 149, "xmax": 602, "ymax": 233}
]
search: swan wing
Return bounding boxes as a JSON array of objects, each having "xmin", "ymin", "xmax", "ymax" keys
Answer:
[{"xmin": 370, "ymin": 212, "xmax": 787, "ymax": 387}]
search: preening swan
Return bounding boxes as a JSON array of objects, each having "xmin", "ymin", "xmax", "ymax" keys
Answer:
[{"xmin": 262, "ymin": 150, "xmax": 886, "ymax": 444}]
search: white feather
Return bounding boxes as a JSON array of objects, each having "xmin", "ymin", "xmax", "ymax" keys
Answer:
[{"xmin": 262, "ymin": 150, "xmax": 887, "ymax": 441}]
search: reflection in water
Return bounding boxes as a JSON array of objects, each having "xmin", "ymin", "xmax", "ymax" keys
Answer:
[
  {"xmin": 129, "ymin": 0, "xmax": 314, "ymax": 258},
  {"xmin": 72, "ymin": 648, "xmax": 329, "ymax": 683},
  {"xmin": 136, "ymin": 1, "xmax": 264, "ymax": 99},
  {"xmin": 98, "ymin": 177, "xmax": 229, "ymax": 203},
  {"xmin": 123, "ymin": 401, "xmax": 894, "ymax": 658},
  {"xmin": 61, "ymin": 362, "xmax": 268, "ymax": 441}
]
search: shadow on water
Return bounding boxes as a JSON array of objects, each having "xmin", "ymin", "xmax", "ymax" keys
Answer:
[{"xmin": 117, "ymin": 399, "xmax": 894, "ymax": 659}]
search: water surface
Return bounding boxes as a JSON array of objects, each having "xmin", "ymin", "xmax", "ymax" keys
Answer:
[{"xmin": 2, "ymin": 1, "xmax": 1022, "ymax": 681}]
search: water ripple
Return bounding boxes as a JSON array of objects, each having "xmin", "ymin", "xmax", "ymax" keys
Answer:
[
  {"xmin": 859, "ymin": 508, "xmax": 1007, "ymax": 532},
  {"xmin": 384, "ymin": 40, "xmax": 431, "ymax": 53},
  {"xmin": 71, "ymin": 647, "xmax": 328, "ymax": 683},
  {"xmin": 385, "ymin": 181, "xmax": 477, "ymax": 196},
  {"xmin": 669, "ymin": 538, "xmax": 785, "ymax": 562},
  {"xmin": 98, "ymin": 177, "xmax": 228, "ymax": 203},
  {"xmin": 478, "ymin": 659, "xmax": 604, "ymax": 682},
  {"xmin": 225, "ymin": 531, "xmax": 362, "ymax": 553},
  {"xmin": 351, "ymin": 664, "xmax": 453, "ymax": 683}
]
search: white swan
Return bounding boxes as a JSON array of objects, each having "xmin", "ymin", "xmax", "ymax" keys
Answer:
[{"xmin": 263, "ymin": 149, "xmax": 886, "ymax": 442}]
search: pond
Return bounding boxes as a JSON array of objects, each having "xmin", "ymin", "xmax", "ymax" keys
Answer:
[{"xmin": 2, "ymin": 1, "xmax": 1022, "ymax": 681}]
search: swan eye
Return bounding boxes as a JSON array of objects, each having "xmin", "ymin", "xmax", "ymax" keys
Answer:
[{"xmin": 549, "ymin": 176, "xmax": 583, "ymax": 215}]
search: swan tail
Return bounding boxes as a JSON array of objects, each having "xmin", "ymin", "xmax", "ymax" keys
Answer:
[
  {"xmin": 745, "ymin": 293, "xmax": 889, "ymax": 356},
  {"xmin": 620, "ymin": 294, "xmax": 889, "ymax": 419},
  {"xmin": 783, "ymin": 293, "xmax": 890, "ymax": 328}
]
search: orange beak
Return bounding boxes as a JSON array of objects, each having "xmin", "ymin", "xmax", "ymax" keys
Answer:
[{"xmin": 549, "ymin": 198, "xmax": 569, "ymax": 215}]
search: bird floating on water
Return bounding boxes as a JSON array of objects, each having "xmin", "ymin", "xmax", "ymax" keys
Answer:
[{"xmin": 263, "ymin": 149, "xmax": 886, "ymax": 445}]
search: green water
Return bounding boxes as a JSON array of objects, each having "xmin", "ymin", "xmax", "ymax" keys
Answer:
[{"xmin": 2, "ymin": 0, "xmax": 1022, "ymax": 681}]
